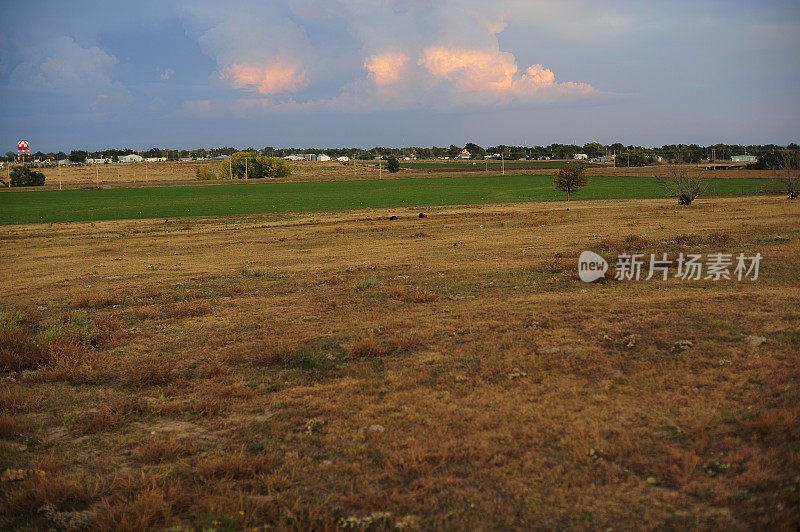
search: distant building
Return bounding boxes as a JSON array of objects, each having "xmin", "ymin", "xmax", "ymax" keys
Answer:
[
  {"xmin": 57, "ymin": 159, "xmax": 71, "ymax": 166},
  {"xmin": 336, "ymin": 156, "xmax": 350, "ymax": 162},
  {"xmin": 573, "ymin": 153, "xmax": 588, "ymax": 160},
  {"xmin": 732, "ymin": 155, "xmax": 756, "ymax": 163},
  {"xmin": 317, "ymin": 154, "xmax": 331, "ymax": 162},
  {"xmin": 145, "ymin": 157, "xmax": 167, "ymax": 162},
  {"xmin": 458, "ymin": 148, "xmax": 471, "ymax": 159},
  {"xmin": 118, "ymin": 154, "xmax": 143, "ymax": 163},
  {"xmin": 86, "ymin": 157, "xmax": 113, "ymax": 164},
  {"xmin": 284, "ymin": 155, "xmax": 305, "ymax": 161}
]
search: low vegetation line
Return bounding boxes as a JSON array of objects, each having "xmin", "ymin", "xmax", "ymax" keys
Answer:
[{"xmin": 0, "ymin": 174, "xmax": 781, "ymax": 225}]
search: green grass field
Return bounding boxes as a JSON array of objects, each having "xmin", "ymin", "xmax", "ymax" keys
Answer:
[
  {"xmin": 401, "ymin": 160, "xmax": 575, "ymax": 169},
  {"xmin": 0, "ymin": 175, "xmax": 781, "ymax": 225}
]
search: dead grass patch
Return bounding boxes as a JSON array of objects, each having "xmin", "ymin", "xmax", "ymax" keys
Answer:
[
  {"xmin": 0, "ymin": 387, "xmax": 39, "ymax": 414},
  {"xmin": 138, "ymin": 434, "xmax": 196, "ymax": 463},
  {"xmin": 349, "ymin": 336, "xmax": 385, "ymax": 358},
  {"xmin": 384, "ymin": 285, "xmax": 407, "ymax": 298},
  {"xmin": 408, "ymin": 289, "xmax": 437, "ymax": 303},
  {"xmin": 133, "ymin": 306, "xmax": 157, "ymax": 321},
  {"xmin": 0, "ymin": 327, "xmax": 48, "ymax": 373},
  {"xmin": 0, "ymin": 415, "xmax": 25, "ymax": 438},
  {"xmin": 196, "ymin": 453, "xmax": 276, "ymax": 480},
  {"xmin": 73, "ymin": 292, "xmax": 119, "ymax": 309},
  {"xmin": 166, "ymin": 301, "xmax": 209, "ymax": 319},
  {"xmin": 120, "ymin": 358, "xmax": 176, "ymax": 388},
  {"xmin": 1, "ymin": 475, "xmax": 99, "ymax": 518},
  {"xmin": 390, "ymin": 332, "xmax": 423, "ymax": 351}
]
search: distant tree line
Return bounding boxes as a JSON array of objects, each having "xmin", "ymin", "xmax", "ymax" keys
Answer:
[{"xmin": 2, "ymin": 143, "xmax": 797, "ymax": 165}]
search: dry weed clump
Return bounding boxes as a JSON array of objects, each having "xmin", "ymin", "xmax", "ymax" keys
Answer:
[
  {"xmin": 0, "ymin": 386, "xmax": 39, "ymax": 413},
  {"xmin": 389, "ymin": 332, "xmax": 422, "ymax": 351},
  {"xmin": 138, "ymin": 434, "xmax": 197, "ymax": 463},
  {"xmin": 166, "ymin": 301, "xmax": 209, "ymax": 318},
  {"xmin": 1, "ymin": 474, "xmax": 99, "ymax": 518},
  {"xmin": 133, "ymin": 306, "xmax": 158, "ymax": 320},
  {"xmin": 46, "ymin": 338, "xmax": 108, "ymax": 384},
  {"xmin": 255, "ymin": 337, "xmax": 297, "ymax": 365},
  {"xmin": 384, "ymin": 285, "xmax": 407, "ymax": 298},
  {"xmin": 120, "ymin": 358, "xmax": 176, "ymax": 387},
  {"xmin": 674, "ymin": 233, "xmax": 702, "ymax": 247},
  {"xmin": 0, "ymin": 327, "xmax": 48, "ymax": 373},
  {"xmin": 73, "ymin": 292, "xmax": 119, "ymax": 309},
  {"xmin": 349, "ymin": 336, "xmax": 385, "ymax": 358},
  {"xmin": 408, "ymin": 289, "xmax": 437, "ymax": 303},
  {"xmin": 196, "ymin": 453, "xmax": 276, "ymax": 480},
  {"xmin": 0, "ymin": 414, "xmax": 25, "ymax": 438},
  {"xmin": 707, "ymin": 231, "xmax": 735, "ymax": 248}
]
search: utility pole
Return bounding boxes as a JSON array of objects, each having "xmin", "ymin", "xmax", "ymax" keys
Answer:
[
  {"xmin": 145, "ymin": 161, "xmax": 149, "ymax": 182},
  {"xmin": 59, "ymin": 165, "xmax": 63, "ymax": 190},
  {"xmin": 245, "ymin": 157, "xmax": 248, "ymax": 182},
  {"xmin": 96, "ymin": 164, "xmax": 99, "ymax": 188},
  {"xmin": 501, "ymin": 149, "xmax": 505, "ymax": 176}
]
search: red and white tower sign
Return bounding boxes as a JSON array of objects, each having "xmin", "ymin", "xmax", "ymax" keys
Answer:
[{"xmin": 17, "ymin": 140, "xmax": 30, "ymax": 162}]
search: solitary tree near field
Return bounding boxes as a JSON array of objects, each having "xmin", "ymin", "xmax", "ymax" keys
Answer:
[
  {"xmin": 553, "ymin": 162, "xmax": 589, "ymax": 204},
  {"xmin": 8, "ymin": 166, "xmax": 46, "ymax": 187},
  {"xmin": 657, "ymin": 166, "xmax": 709, "ymax": 205},
  {"xmin": 775, "ymin": 150, "xmax": 799, "ymax": 199},
  {"xmin": 386, "ymin": 156, "xmax": 400, "ymax": 173}
]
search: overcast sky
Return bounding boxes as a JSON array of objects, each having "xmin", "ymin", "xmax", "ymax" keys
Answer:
[{"xmin": 1, "ymin": 0, "xmax": 798, "ymax": 152}]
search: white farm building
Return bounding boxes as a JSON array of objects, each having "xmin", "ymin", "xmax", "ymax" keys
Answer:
[
  {"xmin": 119, "ymin": 154, "xmax": 143, "ymax": 163},
  {"xmin": 573, "ymin": 153, "xmax": 589, "ymax": 160}
]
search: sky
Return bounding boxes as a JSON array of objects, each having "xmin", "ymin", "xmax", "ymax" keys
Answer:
[{"xmin": 0, "ymin": 0, "xmax": 798, "ymax": 152}]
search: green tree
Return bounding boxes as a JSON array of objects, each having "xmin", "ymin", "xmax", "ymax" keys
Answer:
[
  {"xmin": 553, "ymin": 163, "xmax": 589, "ymax": 202},
  {"xmin": 386, "ymin": 157, "xmax": 400, "ymax": 173},
  {"xmin": 69, "ymin": 150, "xmax": 88, "ymax": 163},
  {"xmin": 617, "ymin": 149, "xmax": 649, "ymax": 167},
  {"xmin": 464, "ymin": 143, "xmax": 486, "ymax": 157},
  {"xmin": 218, "ymin": 151, "xmax": 291, "ymax": 179},
  {"xmin": 9, "ymin": 166, "xmax": 46, "ymax": 187}
]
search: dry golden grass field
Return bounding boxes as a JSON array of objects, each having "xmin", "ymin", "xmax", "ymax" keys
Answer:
[
  {"xmin": 16, "ymin": 161, "xmax": 776, "ymax": 190},
  {"xmin": 1, "ymin": 196, "xmax": 799, "ymax": 530}
]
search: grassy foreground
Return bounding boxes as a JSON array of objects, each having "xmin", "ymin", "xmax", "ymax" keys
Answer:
[
  {"xmin": 0, "ymin": 175, "xmax": 781, "ymax": 225},
  {"xmin": 0, "ymin": 196, "xmax": 798, "ymax": 530}
]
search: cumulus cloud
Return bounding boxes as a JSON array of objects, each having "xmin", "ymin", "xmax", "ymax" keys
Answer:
[
  {"xmin": 8, "ymin": 36, "xmax": 131, "ymax": 111},
  {"xmin": 179, "ymin": 0, "xmax": 598, "ymax": 112}
]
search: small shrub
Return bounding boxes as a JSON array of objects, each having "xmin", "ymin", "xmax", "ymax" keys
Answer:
[
  {"xmin": 195, "ymin": 165, "xmax": 217, "ymax": 180},
  {"xmin": 386, "ymin": 157, "xmax": 400, "ymax": 173}
]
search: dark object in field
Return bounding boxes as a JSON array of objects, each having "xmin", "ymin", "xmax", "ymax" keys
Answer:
[
  {"xmin": 418, "ymin": 213, "xmax": 427, "ymax": 218},
  {"xmin": 390, "ymin": 216, "xmax": 398, "ymax": 220}
]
